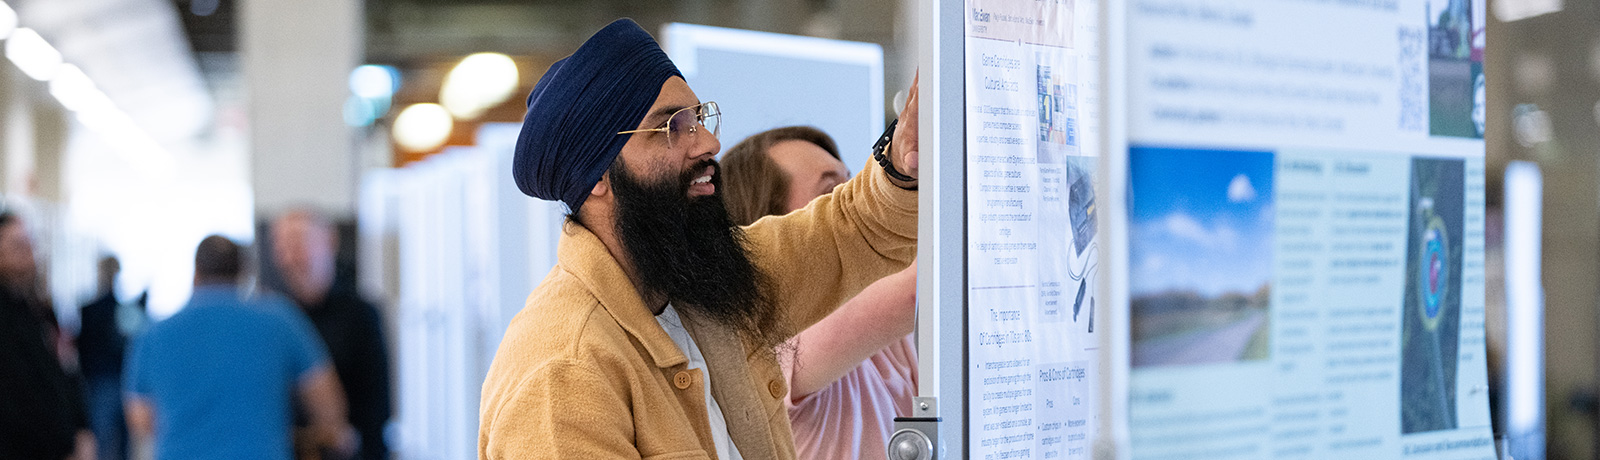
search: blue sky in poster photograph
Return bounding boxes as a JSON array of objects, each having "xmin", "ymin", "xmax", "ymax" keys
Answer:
[{"xmin": 1129, "ymin": 146, "xmax": 1276, "ymax": 298}]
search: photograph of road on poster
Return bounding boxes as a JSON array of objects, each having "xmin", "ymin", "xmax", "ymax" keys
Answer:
[{"xmin": 1129, "ymin": 146, "xmax": 1274, "ymax": 368}]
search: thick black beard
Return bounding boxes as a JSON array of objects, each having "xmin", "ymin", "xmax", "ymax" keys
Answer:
[{"xmin": 608, "ymin": 156, "xmax": 785, "ymax": 347}]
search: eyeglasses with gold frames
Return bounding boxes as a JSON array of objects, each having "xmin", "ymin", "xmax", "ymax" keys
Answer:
[{"xmin": 616, "ymin": 101, "xmax": 720, "ymax": 149}]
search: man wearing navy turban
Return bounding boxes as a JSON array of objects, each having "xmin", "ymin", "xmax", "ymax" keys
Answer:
[{"xmin": 480, "ymin": 18, "xmax": 920, "ymax": 459}]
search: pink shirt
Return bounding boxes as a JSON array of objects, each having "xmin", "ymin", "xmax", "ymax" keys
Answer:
[{"xmin": 785, "ymin": 335, "xmax": 918, "ymax": 460}]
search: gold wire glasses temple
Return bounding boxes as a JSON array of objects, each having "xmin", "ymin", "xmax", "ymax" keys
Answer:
[{"xmin": 616, "ymin": 102, "xmax": 720, "ymax": 148}]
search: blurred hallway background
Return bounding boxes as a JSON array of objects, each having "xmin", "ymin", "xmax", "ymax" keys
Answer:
[{"xmin": 1, "ymin": 0, "xmax": 1597, "ymax": 458}]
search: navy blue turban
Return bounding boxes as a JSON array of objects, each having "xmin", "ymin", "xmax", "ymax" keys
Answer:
[{"xmin": 512, "ymin": 18, "xmax": 683, "ymax": 213}]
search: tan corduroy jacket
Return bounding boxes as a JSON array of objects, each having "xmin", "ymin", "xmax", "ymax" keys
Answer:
[{"xmin": 478, "ymin": 160, "xmax": 917, "ymax": 459}]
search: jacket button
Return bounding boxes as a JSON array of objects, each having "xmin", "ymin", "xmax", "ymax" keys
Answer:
[
  {"xmin": 768, "ymin": 379, "xmax": 784, "ymax": 398},
  {"xmin": 674, "ymin": 371, "xmax": 692, "ymax": 390}
]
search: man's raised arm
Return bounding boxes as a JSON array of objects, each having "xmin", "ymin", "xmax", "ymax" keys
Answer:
[{"xmin": 744, "ymin": 74, "xmax": 922, "ymax": 333}]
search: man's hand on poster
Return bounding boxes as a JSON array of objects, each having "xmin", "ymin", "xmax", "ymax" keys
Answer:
[{"xmin": 889, "ymin": 71, "xmax": 920, "ymax": 188}]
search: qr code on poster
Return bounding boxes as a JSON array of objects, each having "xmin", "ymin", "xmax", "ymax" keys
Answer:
[{"xmin": 1397, "ymin": 26, "xmax": 1425, "ymax": 132}]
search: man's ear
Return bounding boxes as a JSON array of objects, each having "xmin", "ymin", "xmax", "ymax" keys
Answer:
[{"xmin": 591, "ymin": 172, "xmax": 611, "ymax": 198}]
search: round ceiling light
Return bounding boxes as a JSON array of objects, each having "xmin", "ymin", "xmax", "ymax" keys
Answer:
[
  {"xmin": 439, "ymin": 52, "xmax": 519, "ymax": 120},
  {"xmin": 392, "ymin": 103, "xmax": 453, "ymax": 153},
  {"xmin": 350, "ymin": 64, "xmax": 399, "ymax": 100}
]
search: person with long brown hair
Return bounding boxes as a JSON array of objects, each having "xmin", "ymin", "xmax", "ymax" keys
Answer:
[
  {"xmin": 720, "ymin": 126, "xmax": 848, "ymax": 226},
  {"xmin": 722, "ymin": 126, "xmax": 918, "ymax": 460}
]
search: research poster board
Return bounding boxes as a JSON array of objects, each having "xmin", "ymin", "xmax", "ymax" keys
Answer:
[
  {"xmin": 964, "ymin": 0, "xmax": 1105, "ymax": 458},
  {"xmin": 1123, "ymin": 0, "xmax": 1495, "ymax": 458}
]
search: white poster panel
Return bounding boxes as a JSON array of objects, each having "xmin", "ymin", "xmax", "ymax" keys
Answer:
[
  {"xmin": 965, "ymin": 0, "xmax": 1105, "ymax": 458},
  {"xmin": 1124, "ymin": 0, "xmax": 1494, "ymax": 458}
]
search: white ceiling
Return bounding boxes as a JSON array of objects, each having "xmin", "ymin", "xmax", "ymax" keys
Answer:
[{"xmin": 19, "ymin": 0, "xmax": 213, "ymax": 142}]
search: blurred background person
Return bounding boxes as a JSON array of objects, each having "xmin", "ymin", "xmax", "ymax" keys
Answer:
[
  {"xmin": 721, "ymin": 126, "xmax": 918, "ymax": 460},
  {"xmin": 0, "ymin": 211, "xmax": 94, "ymax": 460},
  {"xmin": 124, "ymin": 235, "xmax": 355, "ymax": 460},
  {"xmin": 270, "ymin": 210, "xmax": 392, "ymax": 460},
  {"xmin": 0, "ymin": 211, "xmax": 73, "ymax": 368},
  {"xmin": 76, "ymin": 256, "xmax": 148, "ymax": 460}
]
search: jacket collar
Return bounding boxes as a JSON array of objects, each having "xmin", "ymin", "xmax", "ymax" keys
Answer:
[{"xmin": 555, "ymin": 221, "xmax": 687, "ymax": 369}]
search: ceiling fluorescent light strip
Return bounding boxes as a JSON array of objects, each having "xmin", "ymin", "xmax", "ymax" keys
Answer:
[{"xmin": 0, "ymin": 4, "xmax": 174, "ymax": 177}]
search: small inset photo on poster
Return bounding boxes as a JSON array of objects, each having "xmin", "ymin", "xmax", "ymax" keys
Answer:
[
  {"xmin": 1064, "ymin": 155, "xmax": 1098, "ymax": 258},
  {"xmin": 1427, "ymin": 0, "xmax": 1486, "ymax": 138},
  {"xmin": 1401, "ymin": 157, "xmax": 1466, "ymax": 434},
  {"xmin": 1036, "ymin": 53, "xmax": 1079, "ymax": 163},
  {"xmin": 1129, "ymin": 146, "xmax": 1274, "ymax": 368}
]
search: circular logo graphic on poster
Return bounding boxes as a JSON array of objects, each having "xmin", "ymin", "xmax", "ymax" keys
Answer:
[{"xmin": 1418, "ymin": 215, "xmax": 1450, "ymax": 330}]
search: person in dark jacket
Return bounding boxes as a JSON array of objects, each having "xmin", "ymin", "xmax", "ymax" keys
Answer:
[
  {"xmin": 272, "ymin": 209, "xmax": 392, "ymax": 460},
  {"xmin": 77, "ymin": 256, "xmax": 147, "ymax": 460},
  {"xmin": 0, "ymin": 211, "xmax": 93, "ymax": 459}
]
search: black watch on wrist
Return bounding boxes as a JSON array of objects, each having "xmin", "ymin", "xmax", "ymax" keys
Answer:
[{"xmin": 872, "ymin": 118, "xmax": 917, "ymax": 189}]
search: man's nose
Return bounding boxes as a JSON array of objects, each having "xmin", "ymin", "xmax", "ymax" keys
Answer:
[{"xmin": 690, "ymin": 125, "xmax": 720, "ymax": 161}]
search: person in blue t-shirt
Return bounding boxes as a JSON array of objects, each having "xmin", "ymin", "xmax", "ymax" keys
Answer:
[{"xmin": 124, "ymin": 235, "xmax": 355, "ymax": 460}]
